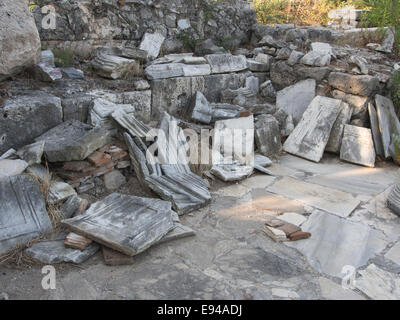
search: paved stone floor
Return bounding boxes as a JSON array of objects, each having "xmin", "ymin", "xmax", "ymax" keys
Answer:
[{"xmin": 1, "ymin": 154, "xmax": 399, "ymax": 300}]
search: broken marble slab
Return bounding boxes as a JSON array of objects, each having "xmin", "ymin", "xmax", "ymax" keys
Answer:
[
  {"xmin": 211, "ymin": 103, "xmax": 244, "ymax": 121},
  {"xmin": 0, "ymin": 149, "xmax": 17, "ymax": 160},
  {"xmin": 90, "ymin": 98, "xmax": 135, "ymax": 130},
  {"xmin": 0, "ymin": 159, "xmax": 28, "ymax": 178},
  {"xmin": 253, "ymin": 155, "xmax": 274, "ymax": 176},
  {"xmin": 99, "ymin": 46, "xmax": 148, "ymax": 62},
  {"xmin": 210, "ymin": 163, "xmax": 254, "ymax": 182},
  {"xmin": 145, "ymin": 63, "xmax": 184, "ymax": 80},
  {"xmin": 0, "ymin": 175, "xmax": 52, "ymax": 255},
  {"xmin": 35, "ymin": 120, "xmax": 111, "ymax": 162},
  {"xmin": 152, "ymin": 53, "xmax": 194, "ymax": 65},
  {"xmin": 276, "ymin": 79, "xmax": 316, "ymax": 125},
  {"xmin": 25, "ymin": 234, "xmax": 99, "ymax": 264},
  {"xmin": 48, "ymin": 181, "xmax": 77, "ymax": 205},
  {"xmin": 158, "ymin": 223, "xmax": 196, "ymax": 244},
  {"xmin": 91, "ymin": 52, "xmax": 140, "ymax": 80},
  {"xmin": 34, "ymin": 63, "xmax": 62, "ymax": 82},
  {"xmin": 16, "ymin": 141, "xmax": 45, "ymax": 165},
  {"xmin": 340, "ymin": 125, "xmax": 376, "ymax": 168},
  {"xmin": 385, "ymin": 242, "xmax": 400, "ymax": 266},
  {"xmin": 283, "ymin": 96, "xmax": 342, "ymax": 162},
  {"xmin": 111, "ymin": 108, "xmax": 151, "ymax": 138},
  {"xmin": 205, "ymin": 54, "xmax": 247, "ymax": 74},
  {"xmin": 375, "ymin": 94, "xmax": 400, "ymax": 159},
  {"xmin": 182, "ymin": 64, "xmax": 211, "ymax": 77},
  {"xmin": 268, "ymin": 176, "xmax": 360, "ymax": 217},
  {"xmin": 64, "ymin": 232, "xmax": 93, "ymax": 251},
  {"xmin": 62, "ymin": 194, "xmax": 175, "ymax": 256},
  {"xmin": 278, "ymin": 212, "xmax": 307, "ymax": 227},
  {"xmin": 300, "ymin": 51, "xmax": 331, "ymax": 67},
  {"xmin": 186, "ymin": 91, "xmax": 213, "ymax": 124},
  {"xmin": 387, "ymin": 184, "xmax": 400, "ymax": 217},
  {"xmin": 325, "ymin": 102, "xmax": 352, "ymax": 154},
  {"xmin": 139, "ymin": 32, "xmax": 165, "ymax": 60},
  {"xmin": 368, "ymin": 103, "xmax": 385, "ymax": 157},
  {"xmin": 60, "ymin": 195, "xmax": 83, "ymax": 220},
  {"xmin": 255, "ymin": 114, "xmax": 282, "ymax": 158},
  {"xmin": 355, "ymin": 264, "xmax": 400, "ymax": 300},
  {"xmin": 286, "ymin": 211, "xmax": 388, "ymax": 277}
]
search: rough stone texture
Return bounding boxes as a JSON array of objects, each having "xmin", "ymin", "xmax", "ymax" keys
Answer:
[
  {"xmin": 0, "ymin": 0, "xmax": 41, "ymax": 80},
  {"xmin": 368, "ymin": 103, "xmax": 385, "ymax": 157},
  {"xmin": 268, "ymin": 177, "xmax": 360, "ymax": 218},
  {"xmin": 355, "ymin": 264, "xmax": 400, "ymax": 300},
  {"xmin": 102, "ymin": 246, "xmax": 134, "ymax": 266},
  {"xmin": 60, "ymin": 195, "xmax": 83, "ymax": 220},
  {"xmin": 25, "ymin": 236, "xmax": 100, "ymax": 264},
  {"xmin": 62, "ymin": 94, "xmax": 94, "ymax": 123},
  {"xmin": 375, "ymin": 94, "xmax": 400, "ymax": 159},
  {"xmin": 255, "ymin": 115, "xmax": 282, "ymax": 158},
  {"xmin": 328, "ymin": 73, "xmax": 379, "ymax": 97},
  {"xmin": 35, "ymin": 120, "xmax": 111, "ymax": 162},
  {"xmin": 325, "ymin": 102, "xmax": 352, "ymax": 154},
  {"xmin": 286, "ymin": 211, "xmax": 388, "ymax": 277},
  {"xmin": 300, "ymin": 51, "xmax": 331, "ymax": 67},
  {"xmin": 0, "ymin": 93, "xmax": 63, "ymax": 155},
  {"xmin": 103, "ymin": 170, "xmax": 127, "ymax": 191},
  {"xmin": 0, "ymin": 160, "xmax": 28, "ymax": 179},
  {"xmin": 151, "ymin": 73, "xmax": 247, "ymax": 119},
  {"xmin": 331, "ymin": 90, "xmax": 368, "ymax": 121},
  {"xmin": 49, "ymin": 181, "xmax": 77, "ymax": 205},
  {"xmin": 387, "ymin": 184, "xmax": 400, "ymax": 217},
  {"xmin": 0, "ymin": 175, "xmax": 52, "ymax": 255},
  {"xmin": 205, "ymin": 54, "xmax": 247, "ymax": 74},
  {"xmin": 34, "ymin": 63, "xmax": 63, "ymax": 82},
  {"xmin": 16, "ymin": 141, "xmax": 45, "ymax": 166},
  {"xmin": 283, "ymin": 96, "xmax": 342, "ymax": 163},
  {"xmin": 62, "ymin": 194, "xmax": 175, "ymax": 256},
  {"xmin": 385, "ymin": 242, "xmax": 400, "ymax": 266},
  {"xmin": 276, "ymin": 79, "xmax": 316, "ymax": 125},
  {"xmin": 340, "ymin": 125, "xmax": 376, "ymax": 168}
]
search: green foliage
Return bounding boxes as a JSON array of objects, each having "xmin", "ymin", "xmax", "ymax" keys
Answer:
[
  {"xmin": 177, "ymin": 32, "xmax": 198, "ymax": 52},
  {"xmin": 359, "ymin": 0, "xmax": 400, "ymax": 55},
  {"xmin": 392, "ymin": 71, "xmax": 400, "ymax": 115},
  {"xmin": 52, "ymin": 49, "xmax": 74, "ymax": 67}
]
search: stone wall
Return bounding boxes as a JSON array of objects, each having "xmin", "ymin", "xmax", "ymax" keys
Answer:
[{"xmin": 33, "ymin": 0, "xmax": 256, "ymax": 55}]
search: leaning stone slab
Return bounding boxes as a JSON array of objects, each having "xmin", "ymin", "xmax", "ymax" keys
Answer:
[
  {"xmin": 16, "ymin": 141, "xmax": 45, "ymax": 165},
  {"xmin": 34, "ymin": 63, "xmax": 62, "ymax": 82},
  {"xmin": 283, "ymin": 96, "xmax": 342, "ymax": 162},
  {"xmin": 340, "ymin": 125, "xmax": 376, "ymax": 168},
  {"xmin": 255, "ymin": 114, "xmax": 282, "ymax": 158},
  {"xmin": 186, "ymin": 91, "xmax": 213, "ymax": 124},
  {"xmin": 111, "ymin": 109, "xmax": 151, "ymax": 138},
  {"xmin": 387, "ymin": 184, "xmax": 400, "ymax": 217},
  {"xmin": 0, "ymin": 159, "xmax": 28, "ymax": 178},
  {"xmin": 268, "ymin": 176, "xmax": 360, "ymax": 217},
  {"xmin": 25, "ymin": 235, "xmax": 99, "ymax": 264},
  {"xmin": 276, "ymin": 79, "xmax": 316, "ymax": 125},
  {"xmin": 0, "ymin": 175, "xmax": 52, "ymax": 255},
  {"xmin": 328, "ymin": 72, "xmax": 379, "ymax": 96},
  {"xmin": 355, "ymin": 264, "xmax": 400, "ymax": 300},
  {"xmin": 368, "ymin": 103, "xmax": 385, "ymax": 157},
  {"xmin": 205, "ymin": 54, "xmax": 247, "ymax": 74},
  {"xmin": 90, "ymin": 98, "xmax": 135, "ymax": 130},
  {"xmin": 35, "ymin": 120, "xmax": 111, "ymax": 162},
  {"xmin": 286, "ymin": 211, "xmax": 388, "ymax": 277},
  {"xmin": 325, "ymin": 101, "xmax": 352, "ymax": 154},
  {"xmin": 375, "ymin": 94, "xmax": 400, "ymax": 159},
  {"xmin": 62, "ymin": 194, "xmax": 175, "ymax": 256},
  {"xmin": 48, "ymin": 181, "xmax": 77, "ymax": 205},
  {"xmin": 139, "ymin": 32, "xmax": 165, "ymax": 60},
  {"xmin": 158, "ymin": 223, "xmax": 196, "ymax": 244},
  {"xmin": 0, "ymin": 93, "xmax": 63, "ymax": 154}
]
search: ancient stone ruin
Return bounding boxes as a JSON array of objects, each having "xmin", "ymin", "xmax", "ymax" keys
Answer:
[{"xmin": 1, "ymin": 0, "xmax": 400, "ymax": 300}]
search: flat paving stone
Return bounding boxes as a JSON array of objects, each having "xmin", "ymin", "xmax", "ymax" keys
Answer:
[
  {"xmin": 0, "ymin": 175, "xmax": 52, "ymax": 255},
  {"xmin": 268, "ymin": 176, "xmax": 360, "ymax": 217},
  {"xmin": 286, "ymin": 211, "xmax": 388, "ymax": 277},
  {"xmin": 62, "ymin": 194, "xmax": 175, "ymax": 256},
  {"xmin": 318, "ymin": 277, "xmax": 365, "ymax": 300}
]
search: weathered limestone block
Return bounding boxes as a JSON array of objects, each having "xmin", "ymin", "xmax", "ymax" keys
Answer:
[
  {"xmin": 151, "ymin": 73, "xmax": 247, "ymax": 119},
  {"xmin": 91, "ymin": 52, "xmax": 140, "ymax": 79},
  {"xmin": 340, "ymin": 125, "xmax": 376, "ymax": 167},
  {"xmin": 89, "ymin": 98, "xmax": 134, "ymax": 130},
  {"xmin": 0, "ymin": 93, "xmax": 63, "ymax": 154},
  {"xmin": 139, "ymin": 32, "xmax": 165, "ymax": 60},
  {"xmin": 331, "ymin": 90, "xmax": 368, "ymax": 120},
  {"xmin": 0, "ymin": 0, "xmax": 41, "ymax": 80},
  {"xmin": 62, "ymin": 194, "xmax": 175, "ymax": 256},
  {"xmin": 34, "ymin": 63, "xmax": 63, "ymax": 82},
  {"xmin": 328, "ymin": 72, "xmax": 379, "ymax": 97},
  {"xmin": 0, "ymin": 175, "xmax": 52, "ymax": 255},
  {"xmin": 16, "ymin": 141, "xmax": 45, "ymax": 165},
  {"xmin": 205, "ymin": 54, "xmax": 247, "ymax": 74},
  {"xmin": 255, "ymin": 115, "xmax": 282, "ymax": 158},
  {"xmin": 35, "ymin": 120, "xmax": 111, "ymax": 162},
  {"xmin": 276, "ymin": 79, "xmax": 316, "ymax": 125},
  {"xmin": 325, "ymin": 102, "xmax": 352, "ymax": 154},
  {"xmin": 375, "ymin": 94, "xmax": 400, "ymax": 159},
  {"xmin": 300, "ymin": 51, "xmax": 331, "ymax": 67},
  {"xmin": 283, "ymin": 96, "xmax": 342, "ymax": 162}
]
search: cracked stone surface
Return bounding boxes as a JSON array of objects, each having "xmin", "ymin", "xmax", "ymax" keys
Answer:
[{"xmin": 1, "ymin": 154, "xmax": 399, "ymax": 300}]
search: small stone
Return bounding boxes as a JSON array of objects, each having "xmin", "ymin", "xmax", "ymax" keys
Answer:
[
  {"xmin": 34, "ymin": 63, "xmax": 62, "ymax": 82},
  {"xmin": 139, "ymin": 32, "xmax": 165, "ymax": 60},
  {"xmin": 287, "ymin": 50, "xmax": 304, "ymax": 66},
  {"xmin": 186, "ymin": 91, "xmax": 212, "ymax": 124},
  {"xmin": 64, "ymin": 232, "xmax": 93, "ymax": 251},
  {"xmin": 49, "ymin": 181, "xmax": 77, "ymax": 205},
  {"xmin": 133, "ymin": 79, "xmax": 150, "ymax": 90},
  {"xmin": 255, "ymin": 114, "xmax": 282, "ymax": 158},
  {"xmin": 103, "ymin": 170, "xmax": 126, "ymax": 190}
]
